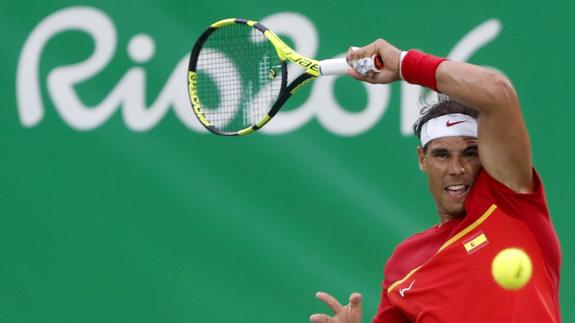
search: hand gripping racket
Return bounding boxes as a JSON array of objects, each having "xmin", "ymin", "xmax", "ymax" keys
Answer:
[{"xmin": 187, "ymin": 18, "xmax": 383, "ymax": 136}]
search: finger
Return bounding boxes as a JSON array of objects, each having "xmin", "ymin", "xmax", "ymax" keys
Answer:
[
  {"xmin": 346, "ymin": 46, "xmax": 363, "ymax": 61},
  {"xmin": 346, "ymin": 64, "xmax": 379, "ymax": 82},
  {"xmin": 316, "ymin": 291, "xmax": 344, "ymax": 314},
  {"xmin": 346, "ymin": 47, "xmax": 356, "ymax": 61},
  {"xmin": 349, "ymin": 292, "xmax": 363, "ymax": 310},
  {"xmin": 346, "ymin": 66, "xmax": 366, "ymax": 80},
  {"xmin": 346, "ymin": 45, "xmax": 374, "ymax": 63},
  {"xmin": 309, "ymin": 313, "xmax": 331, "ymax": 323}
]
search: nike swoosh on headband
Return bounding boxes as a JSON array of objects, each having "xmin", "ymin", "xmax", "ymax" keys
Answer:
[{"xmin": 446, "ymin": 120, "xmax": 467, "ymax": 127}]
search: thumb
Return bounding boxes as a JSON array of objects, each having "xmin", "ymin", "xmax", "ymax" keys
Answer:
[{"xmin": 349, "ymin": 292, "xmax": 363, "ymax": 309}]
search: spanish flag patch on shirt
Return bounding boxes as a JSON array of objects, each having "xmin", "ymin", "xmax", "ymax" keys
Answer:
[{"xmin": 463, "ymin": 231, "xmax": 489, "ymax": 254}]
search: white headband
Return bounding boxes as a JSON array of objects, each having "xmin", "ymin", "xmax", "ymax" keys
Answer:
[{"xmin": 420, "ymin": 113, "xmax": 477, "ymax": 147}]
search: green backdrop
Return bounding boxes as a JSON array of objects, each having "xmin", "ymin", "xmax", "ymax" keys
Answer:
[{"xmin": 1, "ymin": 0, "xmax": 573, "ymax": 322}]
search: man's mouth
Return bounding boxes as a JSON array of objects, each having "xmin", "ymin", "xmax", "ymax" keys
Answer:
[{"xmin": 445, "ymin": 184, "xmax": 470, "ymax": 199}]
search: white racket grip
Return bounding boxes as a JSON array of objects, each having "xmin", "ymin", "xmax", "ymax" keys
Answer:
[
  {"xmin": 319, "ymin": 47, "xmax": 383, "ymax": 76},
  {"xmin": 319, "ymin": 58, "xmax": 349, "ymax": 75}
]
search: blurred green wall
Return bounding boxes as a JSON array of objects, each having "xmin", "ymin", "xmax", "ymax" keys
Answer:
[{"xmin": 1, "ymin": 0, "xmax": 573, "ymax": 322}]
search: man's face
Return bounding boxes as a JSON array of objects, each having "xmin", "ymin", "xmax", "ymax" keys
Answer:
[{"xmin": 417, "ymin": 136, "xmax": 482, "ymax": 221}]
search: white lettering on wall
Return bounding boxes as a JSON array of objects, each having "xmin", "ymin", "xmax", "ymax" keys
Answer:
[{"xmin": 16, "ymin": 7, "xmax": 501, "ymax": 135}]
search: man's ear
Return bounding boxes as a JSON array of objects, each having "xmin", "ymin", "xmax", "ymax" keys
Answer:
[{"xmin": 417, "ymin": 146, "xmax": 426, "ymax": 172}]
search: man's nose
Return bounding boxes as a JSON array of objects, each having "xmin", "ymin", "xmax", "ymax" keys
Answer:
[{"xmin": 448, "ymin": 156, "xmax": 466, "ymax": 175}]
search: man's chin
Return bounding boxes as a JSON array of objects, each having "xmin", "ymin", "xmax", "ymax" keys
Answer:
[
  {"xmin": 442, "ymin": 203, "xmax": 466, "ymax": 219},
  {"xmin": 447, "ymin": 207, "xmax": 466, "ymax": 219}
]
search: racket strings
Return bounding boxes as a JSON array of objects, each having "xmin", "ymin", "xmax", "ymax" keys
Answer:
[{"xmin": 194, "ymin": 23, "xmax": 283, "ymax": 133}]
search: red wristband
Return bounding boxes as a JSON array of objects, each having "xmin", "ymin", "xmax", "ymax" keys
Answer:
[{"xmin": 401, "ymin": 50, "xmax": 447, "ymax": 92}]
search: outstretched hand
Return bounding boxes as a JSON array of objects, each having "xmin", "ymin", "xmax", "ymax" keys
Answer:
[
  {"xmin": 346, "ymin": 39, "xmax": 402, "ymax": 85},
  {"xmin": 310, "ymin": 291, "xmax": 363, "ymax": 323}
]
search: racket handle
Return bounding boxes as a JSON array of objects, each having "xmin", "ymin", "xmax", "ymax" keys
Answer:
[
  {"xmin": 319, "ymin": 58, "xmax": 349, "ymax": 75},
  {"xmin": 319, "ymin": 51, "xmax": 384, "ymax": 76}
]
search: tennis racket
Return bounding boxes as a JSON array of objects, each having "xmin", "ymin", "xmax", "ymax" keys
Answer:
[{"xmin": 187, "ymin": 18, "xmax": 383, "ymax": 136}]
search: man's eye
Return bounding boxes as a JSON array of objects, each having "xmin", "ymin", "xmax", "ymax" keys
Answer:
[{"xmin": 464, "ymin": 150, "xmax": 479, "ymax": 158}]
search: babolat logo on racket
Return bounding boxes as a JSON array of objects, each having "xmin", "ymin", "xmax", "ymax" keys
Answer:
[
  {"xmin": 285, "ymin": 51, "xmax": 320, "ymax": 72},
  {"xmin": 187, "ymin": 72, "xmax": 212, "ymax": 127}
]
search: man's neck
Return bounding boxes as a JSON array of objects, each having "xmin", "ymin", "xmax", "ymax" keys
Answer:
[{"xmin": 439, "ymin": 212, "xmax": 465, "ymax": 224}]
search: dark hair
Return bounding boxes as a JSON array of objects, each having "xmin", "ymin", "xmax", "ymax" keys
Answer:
[{"xmin": 412, "ymin": 94, "xmax": 479, "ymax": 148}]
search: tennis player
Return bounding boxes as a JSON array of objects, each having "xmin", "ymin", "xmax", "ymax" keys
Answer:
[{"xmin": 310, "ymin": 39, "xmax": 561, "ymax": 322}]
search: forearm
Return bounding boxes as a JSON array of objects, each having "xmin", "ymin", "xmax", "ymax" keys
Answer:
[
  {"xmin": 347, "ymin": 41, "xmax": 520, "ymax": 112},
  {"xmin": 434, "ymin": 60, "xmax": 520, "ymax": 116}
]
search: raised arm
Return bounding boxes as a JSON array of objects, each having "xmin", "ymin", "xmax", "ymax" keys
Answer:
[
  {"xmin": 347, "ymin": 39, "xmax": 533, "ymax": 192},
  {"xmin": 435, "ymin": 61, "xmax": 532, "ymax": 192}
]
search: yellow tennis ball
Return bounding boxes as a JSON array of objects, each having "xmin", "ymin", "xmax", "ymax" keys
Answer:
[{"xmin": 492, "ymin": 248, "xmax": 532, "ymax": 290}]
